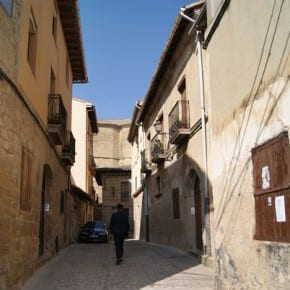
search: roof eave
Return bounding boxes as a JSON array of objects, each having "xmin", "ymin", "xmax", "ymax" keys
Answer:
[
  {"xmin": 136, "ymin": 1, "xmax": 206, "ymax": 124},
  {"xmin": 58, "ymin": 0, "xmax": 88, "ymax": 83}
]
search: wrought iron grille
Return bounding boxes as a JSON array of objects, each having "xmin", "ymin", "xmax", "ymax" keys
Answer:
[
  {"xmin": 168, "ymin": 100, "xmax": 190, "ymax": 138},
  {"xmin": 48, "ymin": 94, "xmax": 67, "ymax": 133}
]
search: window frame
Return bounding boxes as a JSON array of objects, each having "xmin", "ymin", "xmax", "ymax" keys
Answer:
[
  {"xmin": 121, "ymin": 181, "xmax": 130, "ymax": 202},
  {"xmin": 252, "ymin": 132, "xmax": 290, "ymax": 242},
  {"xmin": 172, "ymin": 188, "xmax": 180, "ymax": 219},
  {"xmin": 27, "ymin": 10, "xmax": 37, "ymax": 75},
  {"xmin": 20, "ymin": 146, "xmax": 33, "ymax": 211}
]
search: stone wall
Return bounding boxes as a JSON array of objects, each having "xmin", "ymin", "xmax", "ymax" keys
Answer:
[
  {"xmin": 0, "ymin": 72, "xmax": 77, "ymax": 289},
  {"xmin": 205, "ymin": 0, "xmax": 290, "ymax": 288},
  {"xmin": 101, "ymin": 172, "xmax": 133, "ymax": 230}
]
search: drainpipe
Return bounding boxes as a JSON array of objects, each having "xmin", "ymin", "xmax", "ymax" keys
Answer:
[
  {"xmin": 179, "ymin": 9, "xmax": 211, "ymax": 256},
  {"xmin": 139, "ymin": 122, "xmax": 150, "ymax": 242},
  {"xmin": 144, "ymin": 179, "xmax": 150, "ymax": 242},
  {"xmin": 196, "ymin": 30, "xmax": 211, "ymax": 256}
]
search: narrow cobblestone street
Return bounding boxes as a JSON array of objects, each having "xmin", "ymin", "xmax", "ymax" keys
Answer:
[{"xmin": 21, "ymin": 240, "xmax": 215, "ymax": 290}]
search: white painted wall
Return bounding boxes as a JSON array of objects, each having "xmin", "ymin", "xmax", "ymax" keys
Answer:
[{"xmin": 71, "ymin": 98, "xmax": 89, "ymax": 191}]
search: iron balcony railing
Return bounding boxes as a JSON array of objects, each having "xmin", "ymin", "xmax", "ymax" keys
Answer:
[
  {"xmin": 151, "ymin": 133, "xmax": 168, "ymax": 163},
  {"xmin": 168, "ymin": 100, "xmax": 190, "ymax": 144},
  {"xmin": 48, "ymin": 94, "xmax": 67, "ymax": 135},
  {"xmin": 61, "ymin": 131, "xmax": 75, "ymax": 165}
]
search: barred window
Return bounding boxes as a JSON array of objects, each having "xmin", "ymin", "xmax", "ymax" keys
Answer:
[
  {"xmin": 20, "ymin": 147, "xmax": 33, "ymax": 211},
  {"xmin": 121, "ymin": 182, "xmax": 130, "ymax": 202}
]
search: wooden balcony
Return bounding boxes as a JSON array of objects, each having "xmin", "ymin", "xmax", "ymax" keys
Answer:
[
  {"xmin": 151, "ymin": 133, "xmax": 167, "ymax": 164},
  {"xmin": 61, "ymin": 131, "xmax": 75, "ymax": 166},
  {"xmin": 169, "ymin": 100, "xmax": 190, "ymax": 144},
  {"xmin": 48, "ymin": 94, "xmax": 67, "ymax": 145}
]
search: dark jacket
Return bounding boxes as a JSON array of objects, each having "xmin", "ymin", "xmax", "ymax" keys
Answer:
[{"xmin": 109, "ymin": 210, "xmax": 129, "ymax": 235}]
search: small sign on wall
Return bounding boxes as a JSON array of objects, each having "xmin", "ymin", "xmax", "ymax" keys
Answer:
[
  {"xmin": 261, "ymin": 165, "xmax": 270, "ymax": 189},
  {"xmin": 45, "ymin": 203, "xmax": 50, "ymax": 212},
  {"xmin": 275, "ymin": 195, "xmax": 286, "ymax": 222},
  {"xmin": 191, "ymin": 207, "xmax": 195, "ymax": 215}
]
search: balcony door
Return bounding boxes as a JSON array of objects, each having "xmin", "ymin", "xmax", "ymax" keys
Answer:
[{"xmin": 178, "ymin": 78, "xmax": 188, "ymax": 128}]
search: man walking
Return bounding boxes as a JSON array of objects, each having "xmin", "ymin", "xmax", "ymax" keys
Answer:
[{"xmin": 109, "ymin": 203, "xmax": 129, "ymax": 265}]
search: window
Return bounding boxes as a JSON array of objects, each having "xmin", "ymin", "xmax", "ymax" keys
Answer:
[
  {"xmin": 60, "ymin": 191, "xmax": 65, "ymax": 213},
  {"xmin": 178, "ymin": 78, "xmax": 188, "ymax": 127},
  {"xmin": 27, "ymin": 11, "xmax": 37, "ymax": 74},
  {"xmin": 20, "ymin": 147, "xmax": 33, "ymax": 211},
  {"xmin": 121, "ymin": 181, "xmax": 130, "ymax": 202},
  {"xmin": 52, "ymin": 13, "xmax": 57, "ymax": 42},
  {"xmin": 178, "ymin": 78, "xmax": 186, "ymax": 98},
  {"xmin": 50, "ymin": 69, "xmax": 56, "ymax": 93},
  {"xmin": 172, "ymin": 188, "xmax": 180, "ymax": 219},
  {"xmin": 252, "ymin": 132, "xmax": 290, "ymax": 242},
  {"xmin": 0, "ymin": 0, "xmax": 13, "ymax": 16},
  {"xmin": 155, "ymin": 176, "xmax": 162, "ymax": 198},
  {"xmin": 147, "ymin": 133, "xmax": 151, "ymax": 161}
]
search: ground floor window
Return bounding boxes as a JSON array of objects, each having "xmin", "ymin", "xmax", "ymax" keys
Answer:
[
  {"xmin": 172, "ymin": 188, "xmax": 180, "ymax": 219},
  {"xmin": 121, "ymin": 181, "xmax": 130, "ymax": 202},
  {"xmin": 20, "ymin": 146, "xmax": 33, "ymax": 211}
]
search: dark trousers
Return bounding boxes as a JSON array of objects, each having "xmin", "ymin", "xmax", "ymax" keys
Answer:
[{"xmin": 113, "ymin": 233, "xmax": 126, "ymax": 260}]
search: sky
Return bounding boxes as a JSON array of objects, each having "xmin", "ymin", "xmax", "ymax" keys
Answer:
[{"xmin": 72, "ymin": 1, "xmax": 193, "ymax": 120}]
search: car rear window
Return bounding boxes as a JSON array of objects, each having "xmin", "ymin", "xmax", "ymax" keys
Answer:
[{"xmin": 95, "ymin": 221, "xmax": 105, "ymax": 229}]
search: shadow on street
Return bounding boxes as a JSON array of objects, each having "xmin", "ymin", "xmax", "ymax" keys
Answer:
[{"xmin": 21, "ymin": 239, "xmax": 215, "ymax": 290}]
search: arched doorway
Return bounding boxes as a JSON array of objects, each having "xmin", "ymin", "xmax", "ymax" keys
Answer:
[{"xmin": 189, "ymin": 169, "xmax": 203, "ymax": 251}]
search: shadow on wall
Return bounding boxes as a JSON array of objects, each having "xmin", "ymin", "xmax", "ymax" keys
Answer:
[{"xmin": 138, "ymin": 151, "xmax": 213, "ymax": 255}]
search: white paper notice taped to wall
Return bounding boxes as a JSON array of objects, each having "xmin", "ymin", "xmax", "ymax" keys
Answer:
[
  {"xmin": 275, "ymin": 195, "xmax": 286, "ymax": 222},
  {"xmin": 261, "ymin": 166, "xmax": 270, "ymax": 189}
]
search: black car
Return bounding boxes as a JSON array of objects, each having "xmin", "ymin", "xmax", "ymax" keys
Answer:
[{"xmin": 78, "ymin": 221, "xmax": 109, "ymax": 243}]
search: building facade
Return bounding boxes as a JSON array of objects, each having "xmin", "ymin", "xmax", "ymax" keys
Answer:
[
  {"xmin": 0, "ymin": 1, "xmax": 87, "ymax": 289},
  {"xmin": 71, "ymin": 98, "xmax": 98, "ymax": 231},
  {"xmin": 94, "ymin": 120, "xmax": 133, "ymax": 232},
  {"xmin": 129, "ymin": 0, "xmax": 290, "ymax": 289},
  {"xmin": 128, "ymin": 1, "xmax": 209, "ymax": 260},
  {"xmin": 204, "ymin": 0, "xmax": 290, "ymax": 288}
]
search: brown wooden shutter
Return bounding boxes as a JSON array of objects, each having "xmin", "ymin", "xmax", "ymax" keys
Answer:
[
  {"xmin": 20, "ymin": 147, "xmax": 32, "ymax": 211},
  {"xmin": 252, "ymin": 132, "xmax": 290, "ymax": 242}
]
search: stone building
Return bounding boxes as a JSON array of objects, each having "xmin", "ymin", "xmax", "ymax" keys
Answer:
[
  {"xmin": 71, "ymin": 97, "xmax": 98, "ymax": 232},
  {"xmin": 128, "ymin": 1, "xmax": 209, "ymax": 260},
  {"xmin": 0, "ymin": 0, "xmax": 87, "ymax": 289},
  {"xmin": 204, "ymin": 0, "xmax": 290, "ymax": 288},
  {"xmin": 129, "ymin": 0, "xmax": 290, "ymax": 289},
  {"xmin": 93, "ymin": 120, "xmax": 133, "ymax": 232}
]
